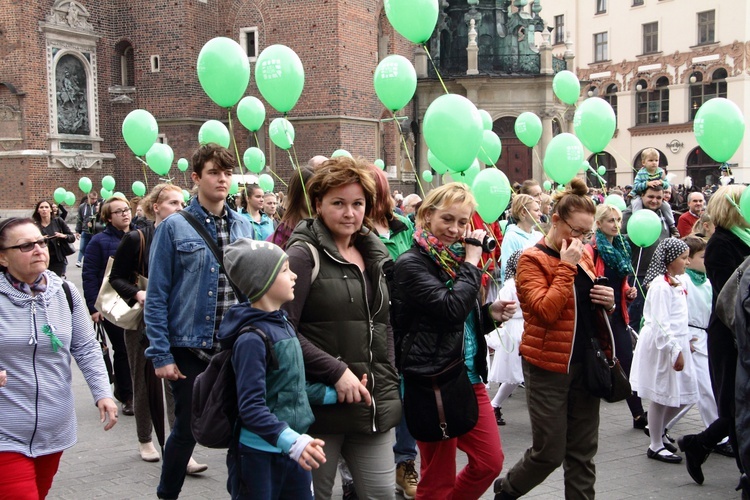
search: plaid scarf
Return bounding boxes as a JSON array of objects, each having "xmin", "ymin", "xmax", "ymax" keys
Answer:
[
  {"xmin": 595, "ymin": 229, "xmax": 632, "ymax": 278},
  {"xmin": 414, "ymin": 227, "xmax": 465, "ymax": 280}
]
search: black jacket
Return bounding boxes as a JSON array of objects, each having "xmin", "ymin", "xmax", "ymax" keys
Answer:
[
  {"xmin": 391, "ymin": 244, "xmax": 494, "ymax": 379},
  {"xmin": 110, "ymin": 224, "xmax": 154, "ymax": 304}
]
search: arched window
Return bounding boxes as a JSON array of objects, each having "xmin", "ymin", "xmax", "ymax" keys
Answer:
[
  {"xmin": 686, "ymin": 147, "xmax": 719, "ymax": 189},
  {"xmin": 551, "ymin": 118, "xmax": 562, "ymax": 137},
  {"xmin": 636, "ymin": 76, "xmax": 669, "ymax": 125},
  {"xmin": 602, "ymin": 83, "xmax": 618, "ymax": 123},
  {"xmin": 115, "ymin": 41, "xmax": 135, "ymax": 87},
  {"xmin": 689, "ymin": 68, "xmax": 727, "ymax": 121}
]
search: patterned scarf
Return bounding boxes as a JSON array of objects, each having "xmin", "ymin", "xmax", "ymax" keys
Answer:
[
  {"xmin": 414, "ymin": 227, "xmax": 465, "ymax": 280},
  {"xmin": 595, "ymin": 229, "xmax": 632, "ymax": 278},
  {"xmin": 503, "ymin": 249, "xmax": 522, "ymax": 286},
  {"xmin": 643, "ymin": 238, "xmax": 689, "ymax": 287},
  {"xmin": 685, "ymin": 268, "xmax": 707, "ymax": 286},
  {"xmin": 5, "ymin": 271, "xmax": 46, "ymax": 295}
]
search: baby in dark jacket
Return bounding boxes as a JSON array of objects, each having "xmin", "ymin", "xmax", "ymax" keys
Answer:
[{"xmin": 220, "ymin": 238, "xmax": 326, "ymax": 499}]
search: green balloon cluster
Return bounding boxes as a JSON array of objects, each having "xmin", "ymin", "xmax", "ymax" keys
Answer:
[
  {"xmin": 78, "ymin": 177, "xmax": 92, "ymax": 194},
  {"xmin": 515, "ymin": 112, "xmax": 542, "ymax": 148},
  {"xmin": 573, "ymin": 97, "xmax": 616, "ymax": 153},
  {"xmin": 54, "ymin": 187, "xmax": 67, "ymax": 204},
  {"xmin": 478, "ymin": 130, "xmax": 502, "ymax": 165},
  {"xmin": 597, "ymin": 165, "xmax": 607, "ymax": 176},
  {"xmin": 229, "ymin": 178, "xmax": 239, "ymax": 196},
  {"xmin": 423, "ymin": 94, "xmax": 483, "ymax": 172},
  {"xmin": 177, "ymin": 158, "xmax": 189, "ymax": 172},
  {"xmin": 237, "ymin": 96, "xmax": 266, "ymax": 132},
  {"xmin": 64, "ymin": 192, "xmax": 76, "ymax": 206},
  {"xmin": 694, "ymin": 97, "xmax": 745, "ymax": 163},
  {"xmin": 384, "ymin": 0, "xmax": 439, "ymax": 44},
  {"xmin": 552, "ymin": 70, "xmax": 581, "ymax": 105},
  {"xmin": 374, "ymin": 159, "xmax": 385, "ymax": 170},
  {"xmin": 543, "ymin": 133, "xmax": 585, "ymax": 185},
  {"xmin": 122, "ymin": 109, "xmax": 158, "ymax": 156},
  {"xmin": 331, "ymin": 149, "xmax": 353, "ymax": 159},
  {"xmin": 243, "ymin": 147, "xmax": 266, "ymax": 173},
  {"xmin": 258, "ymin": 174, "xmax": 274, "ymax": 193},
  {"xmin": 255, "ymin": 45, "xmax": 304, "ymax": 113},
  {"xmin": 197, "ymin": 37, "xmax": 251, "ymax": 108},
  {"xmin": 102, "ymin": 176, "xmax": 116, "ymax": 192},
  {"xmin": 374, "ymin": 55, "xmax": 417, "ymax": 112},
  {"xmin": 146, "ymin": 143, "xmax": 174, "ymax": 176},
  {"xmin": 542, "ymin": 180, "xmax": 552, "ymax": 191},
  {"xmin": 472, "ymin": 168, "xmax": 511, "ymax": 224},
  {"xmin": 182, "ymin": 189, "xmax": 191, "ymax": 203},
  {"xmin": 199, "ymin": 120, "xmax": 231, "ymax": 148},
  {"xmin": 269, "ymin": 118, "xmax": 295, "ymax": 150},
  {"xmin": 626, "ymin": 209, "xmax": 662, "ymax": 247},
  {"xmin": 101, "ymin": 188, "xmax": 113, "ymax": 200},
  {"xmin": 422, "ymin": 170, "xmax": 433, "ymax": 183},
  {"xmin": 427, "ymin": 150, "xmax": 449, "ymax": 174},
  {"xmin": 132, "ymin": 181, "xmax": 146, "ymax": 197},
  {"xmin": 604, "ymin": 194, "xmax": 626, "ymax": 211},
  {"xmin": 478, "ymin": 109, "xmax": 493, "ymax": 131}
]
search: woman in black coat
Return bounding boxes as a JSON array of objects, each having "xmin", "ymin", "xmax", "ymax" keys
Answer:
[{"xmin": 32, "ymin": 200, "xmax": 75, "ymax": 277}]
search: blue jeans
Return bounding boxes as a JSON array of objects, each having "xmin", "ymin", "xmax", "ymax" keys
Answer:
[
  {"xmin": 226, "ymin": 444, "xmax": 313, "ymax": 500},
  {"xmin": 77, "ymin": 231, "xmax": 91, "ymax": 264},
  {"xmin": 394, "ymin": 409, "xmax": 417, "ymax": 463},
  {"xmin": 156, "ymin": 348, "xmax": 207, "ymax": 499}
]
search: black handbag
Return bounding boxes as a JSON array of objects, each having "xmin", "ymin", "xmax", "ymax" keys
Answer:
[
  {"xmin": 402, "ymin": 358, "xmax": 479, "ymax": 442},
  {"xmin": 95, "ymin": 323, "xmax": 114, "ymax": 384},
  {"xmin": 584, "ymin": 336, "xmax": 632, "ymax": 403}
]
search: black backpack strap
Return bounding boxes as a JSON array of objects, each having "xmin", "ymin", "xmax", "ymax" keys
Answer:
[
  {"xmin": 62, "ymin": 281, "xmax": 74, "ymax": 313},
  {"xmin": 178, "ymin": 210, "xmax": 247, "ymax": 302}
]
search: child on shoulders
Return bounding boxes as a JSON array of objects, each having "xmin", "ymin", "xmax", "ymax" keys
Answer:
[{"xmin": 631, "ymin": 148, "xmax": 678, "ymax": 237}]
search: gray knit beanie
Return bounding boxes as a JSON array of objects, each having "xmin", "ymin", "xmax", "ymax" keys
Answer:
[{"xmin": 223, "ymin": 238, "xmax": 289, "ymax": 303}]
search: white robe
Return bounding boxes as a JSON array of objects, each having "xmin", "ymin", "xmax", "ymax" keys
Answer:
[{"xmin": 487, "ymin": 278, "xmax": 524, "ymax": 384}]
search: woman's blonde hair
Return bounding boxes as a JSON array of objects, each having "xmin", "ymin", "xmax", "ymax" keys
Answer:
[
  {"xmin": 510, "ymin": 194, "xmax": 537, "ymax": 221},
  {"xmin": 595, "ymin": 203, "xmax": 622, "ymax": 224},
  {"xmin": 141, "ymin": 183, "xmax": 184, "ymax": 220},
  {"xmin": 707, "ymin": 184, "xmax": 748, "ymax": 229},
  {"xmin": 416, "ymin": 182, "xmax": 476, "ymax": 229}
]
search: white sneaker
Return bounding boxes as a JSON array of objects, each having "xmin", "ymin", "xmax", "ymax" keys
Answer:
[
  {"xmin": 186, "ymin": 456, "xmax": 208, "ymax": 475},
  {"xmin": 139, "ymin": 441, "xmax": 160, "ymax": 462}
]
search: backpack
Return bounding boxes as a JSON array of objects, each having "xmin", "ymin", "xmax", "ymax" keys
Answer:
[{"xmin": 191, "ymin": 325, "xmax": 279, "ymax": 449}]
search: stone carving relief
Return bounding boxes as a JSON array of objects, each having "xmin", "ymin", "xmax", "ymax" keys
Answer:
[
  {"xmin": 0, "ymin": 104, "xmax": 22, "ymax": 150},
  {"xmin": 46, "ymin": 0, "xmax": 94, "ymax": 32},
  {"xmin": 55, "ymin": 54, "xmax": 89, "ymax": 135},
  {"xmin": 55, "ymin": 152, "xmax": 101, "ymax": 171}
]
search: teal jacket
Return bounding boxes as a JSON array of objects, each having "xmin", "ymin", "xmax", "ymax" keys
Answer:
[{"xmin": 378, "ymin": 214, "xmax": 414, "ymax": 261}]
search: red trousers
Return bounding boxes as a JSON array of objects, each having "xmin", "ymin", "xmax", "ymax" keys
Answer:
[
  {"xmin": 416, "ymin": 384, "xmax": 504, "ymax": 500},
  {"xmin": 0, "ymin": 451, "xmax": 63, "ymax": 500}
]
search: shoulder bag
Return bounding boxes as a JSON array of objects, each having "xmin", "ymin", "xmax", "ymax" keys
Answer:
[
  {"xmin": 95, "ymin": 230, "xmax": 147, "ymax": 330},
  {"xmin": 56, "ymin": 218, "xmax": 76, "ymax": 256}
]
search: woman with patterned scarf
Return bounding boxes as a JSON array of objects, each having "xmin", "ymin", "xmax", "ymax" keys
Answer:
[
  {"xmin": 391, "ymin": 182, "xmax": 517, "ymax": 499},
  {"xmin": 585, "ymin": 203, "xmax": 645, "ymax": 428}
]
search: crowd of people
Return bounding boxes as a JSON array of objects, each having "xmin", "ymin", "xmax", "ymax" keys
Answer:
[{"xmin": 1, "ymin": 141, "xmax": 749, "ymax": 500}]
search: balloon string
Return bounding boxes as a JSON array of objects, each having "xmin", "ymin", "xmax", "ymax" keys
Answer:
[
  {"xmin": 268, "ymin": 167, "xmax": 288, "ymax": 188},
  {"xmin": 227, "ymin": 110, "xmax": 247, "ymax": 178},
  {"xmin": 297, "ymin": 166, "xmax": 313, "ymax": 218},
  {"xmin": 422, "ymin": 44, "xmax": 449, "ymax": 95},
  {"xmin": 182, "ymin": 172, "xmax": 188, "ymax": 188},
  {"xmin": 593, "ymin": 154, "xmax": 608, "ymax": 194},
  {"xmin": 135, "ymin": 156, "xmax": 150, "ymax": 191},
  {"xmin": 253, "ymin": 132, "xmax": 260, "ymax": 148},
  {"xmin": 391, "ymin": 110, "xmax": 425, "ymax": 196}
]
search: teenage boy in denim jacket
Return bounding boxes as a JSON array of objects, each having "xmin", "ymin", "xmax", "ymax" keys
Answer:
[{"xmin": 145, "ymin": 143, "xmax": 254, "ymax": 499}]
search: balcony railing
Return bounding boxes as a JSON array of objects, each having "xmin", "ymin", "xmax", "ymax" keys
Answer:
[{"xmin": 427, "ymin": 53, "xmax": 567, "ymax": 77}]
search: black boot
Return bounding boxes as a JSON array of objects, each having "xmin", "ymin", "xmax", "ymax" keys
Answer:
[
  {"xmin": 678, "ymin": 434, "xmax": 711, "ymax": 485},
  {"xmin": 493, "ymin": 478, "xmax": 518, "ymax": 499},
  {"xmin": 494, "ymin": 406, "xmax": 506, "ymax": 426},
  {"xmin": 736, "ymin": 473, "xmax": 750, "ymax": 500}
]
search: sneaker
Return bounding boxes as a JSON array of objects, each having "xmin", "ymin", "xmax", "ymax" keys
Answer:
[
  {"xmin": 139, "ymin": 441, "xmax": 160, "ymax": 462},
  {"xmin": 494, "ymin": 406, "xmax": 506, "ymax": 426},
  {"xmin": 186, "ymin": 456, "xmax": 208, "ymax": 475},
  {"xmin": 396, "ymin": 460, "xmax": 418, "ymax": 499}
]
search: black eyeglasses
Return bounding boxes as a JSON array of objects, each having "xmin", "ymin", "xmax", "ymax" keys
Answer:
[
  {"xmin": 111, "ymin": 208, "xmax": 132, "ymax": 216},
  {"xmin": 1, "ymin": 239, "xmax": 48, "ymax": 252},
  {"xmin": 561, "ymin": 218, "xmax": 594, "ymax": 239}
]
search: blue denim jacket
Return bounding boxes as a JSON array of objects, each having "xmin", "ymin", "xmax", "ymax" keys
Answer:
[{"xmin": 144, "ymin": 198, "xmax": 254, "ymax": 368}]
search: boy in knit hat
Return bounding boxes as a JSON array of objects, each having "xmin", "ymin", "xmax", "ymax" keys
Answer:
[{"xmin": 219, "ymin": 238, "xmax": 326, "ymax": 499}]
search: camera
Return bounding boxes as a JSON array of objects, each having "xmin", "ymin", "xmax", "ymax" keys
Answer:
[{"xmin": 464, "ymin": 234, "xmax": 497, "ymax": 253}]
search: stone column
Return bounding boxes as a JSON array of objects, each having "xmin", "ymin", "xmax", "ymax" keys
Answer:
[
  {"xmin": 466, "ymin": 19, "xmax": 479, "ymax": 76},
  {"xmin": 414, "ymin": 46, "xmax": 428, "ymax": 78}
]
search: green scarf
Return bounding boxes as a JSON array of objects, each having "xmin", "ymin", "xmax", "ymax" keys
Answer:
[
  {"xmin": 685, "ymin": 268, "xmax": 707, "ymax": 286},
  {"xmin": 595, "ymin": 229, "xmax": 632, "ymax": 278},
  {"xmin": 414, "ymin": 227, "xmax": 465, "ymax": 281},
  {"xmin": 731, "ymin": 226, "xmax": 750, "ymax": 248}
]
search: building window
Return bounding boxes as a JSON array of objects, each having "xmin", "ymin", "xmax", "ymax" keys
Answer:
[
  {"xmin": 697, "ymin": 10, "xmax": 715, "ymax": 45},
  {"xmin": 632, "ymin": 0, "xmax": 644, "ymax": 6},
  {"xmin": 150, "ymin": 55, "xmax": 160, "ymax": 73},
  {"xmin": 554, "ymin": 15, "xmax": 565, "ymax": 44},
  {"xmin": 594, "ymin": 32, "xmax": 608, "ymax": 62},
  {"xmin": 596, "ymin": 0, "xmax": 607, "ymax": 14},
  {"xmin": 642, "ymin": 22, "xmax": 658, "ymax": 54},
  {"xmin": 240, "ymin": 27, "xmax": 258, "ymax": 62},
  {"xmin": 636, "ymin": 76, "xmax": 670, "ymax": 125},
  {"xmin": 602, "ymin": 83, "xmax": 618, "ymax": 124},
  {"xmin": 689, "ymin": 68, "xmax": 727, "ymax": 120},
  {"xmin": 114, "ymin": 40, "xmax": 135, "ymax": 87}
]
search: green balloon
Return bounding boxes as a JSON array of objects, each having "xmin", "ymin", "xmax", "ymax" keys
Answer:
[
  {"xmin": 552, "ymin": 70, "xmax": 581, "ymax": 105},
  {"xmin": 604, "ymin": 194, "xmax": 626, "ymax": 211},
  {"xmin": 740, "ymin": 187, "xmax": 750, "ymax": 226},
  {"xmin": 499, "ymin": 220, "xmax": 508, "ymax": 235},
  {"xmin": 198, "ymin": 120, "xmax": 231, "ymax": 148},
  {"xmin": 543, "ymin": 180, "xmax": 552, "ymax": 191},
  {"xmin": 182, "ymin": 189, "xmax": 191, "ymax": 203},
  {"xmin": 146, "ymin": 143, "xmax": 174, "ymax": 176},
  {"xmin": 132, "ymin": 181, "xmax": 146, "ymax": 197},
  {"xmin": 374, "ymin": 159, "xmax": 385, "ymax": 170},
  {"xmin": 478, "ymin": 109, "xmax": 493, "ymax": 131},
  {"xmin": 53, "ymin": 187, "xmax": 66, "ymax": 204},
  {"xmin": 374, "ymin": 55, "xmax": 417, "ymax": 112},
  {"xmin": 423, "ymin": 94, "xmax": 483, "ymax": 172},
  {"xmin": 237, "ymin": 96, "xmax": 266, "ymax": 132},
  {"xmin": 78, "ymin": 177, "xmax": 92, "ymax": 194},
  {"xmin": 243, "ymin": 147, "xmax": 266, "ymax": 173},
  {"xmin": 122, "ymin": 109, "xmax": 158, "ymax": 156},
  {"xmin": 694, "ymin": 97, "xmax": 745, "ymax": 163},
  {"xmin": 269, "ymin": 118, "xmax": 295, "ymax": 150},
  {"xmin": 455, "ymin": 159, "xmax": 481, "ymax": 187},
  {"xmin": 384, "ymin": 0, "xmax": 439, "ymax": 44},
  {"xmin": 574, "ymin": 97, "xmax": 616, "ymax": 153},
  {"xmin": 100, "ymin": 188, "xmax": 112, "ymax": 200},
  {"xmin": 597, "ymin": 165, "xmax": 607, "ymax": 176},
  {"xmin": 422, "ymin": 170, "xmax": 433, "ymax": 183},
  {"xmin": 228, "ymin": 178, "xmax": 239, "ymax": 196},
  {"xmin": 258, "ymin": 173, "xmax": 274, "ymax": 193},
  {"xmin": 113, "ymin": 192, "xmax": 125, "ymax": 199},
  {"xmin": 177, "ymin": 158, "xmax": 189, "ymax": 172},
  {"xmin": 514, "ymin": 112, "xmax": 542, "ymax": 148},
  {"xmin": 472, "ymin": 167, "xmax": 511, "ymax": 224},
  {"xmin": 331, "ymin": 149, "xmax": 352, "ymax": 159},
  {"xmin": 478, "ymin": 130, "xmax": 502, "ymax": 165},
  {"xmin": 427, "ymin": 149, "xmax": 449, "ymax": 174},
  {"xmin": 626, "ymin": 209, "xmax": 662, "ymax": 247},
  {"xmin": 102, "ymin": 175, "xmax": 116, "ymax": 191},
  {"xmin": 196, "ymin": 37, "xmax": 251, "ymax": 108},
  {"xmin": 64, "ymin": 191, "xmax": 76, "ymax": 206},
  {"xmin": 543, "ymin": 133, "xmax": 585, "ymax": 185},
  {"xmin": 255, "ymin": 44, "xmax": 304, "ymax": 113}
]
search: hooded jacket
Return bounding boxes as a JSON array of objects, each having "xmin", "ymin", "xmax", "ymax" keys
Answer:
[
  {"xmin": 217, "ymin": 304, "xmax": 314, "ymax": 454},
  {"xmin": 0, "ymin": 272, "xmax": 112, "ymax": 457}
]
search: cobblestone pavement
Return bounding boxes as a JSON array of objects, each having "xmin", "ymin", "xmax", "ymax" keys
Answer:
[{"xmin": 49, "ymin": 264, "xmax": 740, "ymax": 499}]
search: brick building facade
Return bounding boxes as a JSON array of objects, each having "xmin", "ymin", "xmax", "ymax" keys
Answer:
[{"xmin": 0, "ymin": 0, "xmax": 415, "ymax": 213}]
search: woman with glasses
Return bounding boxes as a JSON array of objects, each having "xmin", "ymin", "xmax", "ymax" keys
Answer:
[
  {"xmin": 0, "ymin": 217, "xmax": 117, "ymax": 498},
  {"xmin": 32, "ymin": 200, "xmax": 76, "ymax": 278},
  {"xmin": 494, "ymin": 178, "xmax": 616, "ymax": 500},
  {"xmin": 82, "ymin": 195, "xmax": 135, "ymax": 417}
]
